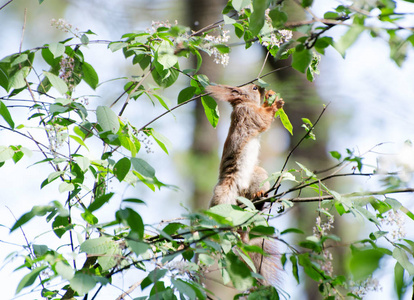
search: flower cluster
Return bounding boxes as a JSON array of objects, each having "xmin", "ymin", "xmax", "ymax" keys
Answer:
[
  {"xmin": 203, "ymin": 26, "xmax": 230, "ymax": 66},
  {"xmin": 313, "ymin": 213, "xmax": 334, "ymax": 236},
  {"xmin": 350, "ymin": 276, "xmax": 382, "ymax": 298},
  {"xmin": 51, "ymin": 18, "xmax": 79, "ymax": 36},
  {"xmin": 381, "ymin": 210, "xmax": 406, "ymax": 240},
  {"xmin": 313, "ymin": 212, "xmax": 335, "ymax": 276},
  {"xmin": 137, "ymin": 132, "xmax": 154, "ymax": 154},
  {"xmin": 46, "ymin": 124, "xmax": 68, "ymax": 156},
  {"xmin": 146, "ymin": 20, "xmax": 177, "ymax": 34},
  {"xmin": 261, "ymin": 9, "xmax": 292, "ymax": 48},
  {"xmin": 59, "ymin": 55, "xmax": 76, "ymax": 92}
]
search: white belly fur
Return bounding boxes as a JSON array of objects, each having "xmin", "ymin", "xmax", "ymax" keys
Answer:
[{"xmin": 236, "ymin": 137, "xmax": 260, "ymax": 191}]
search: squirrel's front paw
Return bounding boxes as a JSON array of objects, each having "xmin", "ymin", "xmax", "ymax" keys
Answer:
[{"xmin": 273, "ymin": 98, "xmax": 284, "ymax": 110}]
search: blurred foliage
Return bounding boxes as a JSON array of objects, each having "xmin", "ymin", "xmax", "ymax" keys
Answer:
[{"xmin": 1, "ymin": 0, "xmax": 414, "ymax": 299}]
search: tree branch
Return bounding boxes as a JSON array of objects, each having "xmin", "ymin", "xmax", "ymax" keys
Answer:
[{"xmin": 284, "ymin": 188, "xmax": 414, "ymax": 203}]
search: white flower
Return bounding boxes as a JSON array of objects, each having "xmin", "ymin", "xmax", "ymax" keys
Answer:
[
  {"xmin": 381, "ymin": 210, "xmax": 406, "ymax": 240},
  {"xmin": 202, "ymin": 26, "xmax": 231, "ymax": 66},
  {"xmin": 260, "ymin": 9, "xmax": 292, "ymax": 48}
]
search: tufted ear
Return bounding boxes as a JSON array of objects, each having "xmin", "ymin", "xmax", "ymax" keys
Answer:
[{"xmin": 205, "ymin": 85, "xmax": 240, "ymax": 103}]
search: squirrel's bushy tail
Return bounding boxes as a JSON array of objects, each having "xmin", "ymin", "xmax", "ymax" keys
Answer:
[{"xmin": 240, "ymin": 233, "xmax": 281, "ymax": 286}]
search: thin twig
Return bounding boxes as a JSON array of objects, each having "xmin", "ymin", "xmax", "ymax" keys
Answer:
[
  {"xmin": 190, "ymin": 18, "xmax": 225, "ymax": 37},
  {"xmin": 270, "ymin": 104, "xmax": 330, "ymax": 194},
  {"xmin": 137, "ymin": 92, "xmax": 205, "ymax": 132},
  {"xmin": 118, "ymin": 67, "xmax": 154, "ymax": 116},
  {"xmin": 6, "ymin": 206, "xmax": 46, "ymax": 291},
  {"xmin": 115, "ymin": 280, "xmax": 142, "ymax": 300},
  {"xmin": 257, "ymin": 50, "xmax": 270, "ymax": 79},
  {"xmin": 19, "ymin": 8, "xmax": 27, "ymax": 53},
  {"xmin": 0, "ymin": 0, "xmax": 15, "ymax": 11}
]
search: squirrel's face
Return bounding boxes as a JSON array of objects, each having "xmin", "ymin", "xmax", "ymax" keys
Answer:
[{"xmin": 237, "ymin": 84, "xmax": 265, "ymax": 105}]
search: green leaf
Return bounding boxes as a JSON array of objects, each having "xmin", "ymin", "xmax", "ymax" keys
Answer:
[
  {"xmin": 141, "ymin": 269, "xmax": 168, "ymax": 290},
  {"xmin": 81, "ymin": 209, "xmax": 98, "ymax": 225},
  {"xmin": 301, "ymin": 0, "xmax": 313, "ymax": 7},
  {"xmin": 152, "ymin": 62, "xmax": 180, "ymax": 88},
  {"xmin": 157, "ymin": 40, "xmax": 178, "ymax": 69},
  {"xmin": 324, "ymin": 11, "xmax": 339, "ymax": 19},
  {"xmin": 16, "ymin": 266, "xmax": 47, "ymax": 294},
  {"xmin": 96, "ymin": 106, "xmax": 119, "ymax": 134},
  {"xmin": 108, "ymin": 41, "xmax": 128, "ymax": 52},
  {"xmin": 249, "ymin": 225, "xmax": 275, "ymax": 238},
  {"xmin": 127, "ymin": 240, "xmax": 149, "ymax": 256},
  {"xmin": 10, "ymin": 204, "xmax": 55, "ymax": 232},
  {"xmin": 314, "ymin": 36, "xmax": 333, "ymax": 55},
  {"xmin": 393, "ymin": 247, "xmax": 414, "ymax": 276},
  {"xmin": 281, "ymin": 228, "xmax": 304, "ymax": 235},
  {"xmin": 0, "ymin": 65, "xmax": 9, "ymax": 91},
  {"xmin": 292, "ymin": 48, "xmax": 313, "ymax": 73},
  {"xmin": 334, "ymin": 25, "xmax": 365, "ymax": 57},
  {"xmin": 171, "ymin": 278, "xmax": 198, "ymax": 299},
  {"xmin": 52, "ymin": 215, "xmax": 72, "ymax": 238},
  {"xmin": 349, "ymin": 249, "xmax": 384, "ymax": 280},
  {"xmin": 0, "ymin": 100, "xmax": 14, "ymax": 129},
  {"xmin": 0, "ymin": 146, "xmax": 14, "ymax": 162},
  {"xmin": 201, "ymin": 95, "xmax": 219, "ymax": 128},
  {"xmin": 82, "ymin": 62, "xmax": 99, "ymax": 89},
  {"xmin": 88, "ymin": 193, "xmax": 114, "ymax": 212},
  {"xmin": 236, "ymin": 196, "xmax": 255, "ymax": 210},
  {"xmin": 232, "ymin": 0, "xmax": 250, "ymax": 11},
  {"xmin": 269, "ymin": 7, "xmax": 288, "ymax": 28},
  {"xmin": 298, "ymin": 253, "xmax": 323, "ymax": 281},
  {"xmin": 33, "ymin": 244, "xmax": 48, "ymax": 256},
  {"xmin": 249, "ymin": 0, "xmax": 267, "ymax": 36},
  {"xmin": 178, "ymin": 86, "xmax": 197, "ymax": 104},
  {"xmin": 70, "ymin": 272, "xmax": 96, "ymax": 295},
  {"xmin": 225, "ymin": 252, "xmax": 254, "ymax": 290},
  {"xmin": 80, "ymin": 237, "xmax": 115, "ymax": 255},
  {"xmin": 48, "ymin": 42, "xmax": 65, "ymax": 58},
  {"xmin": 329, "ymin": 150, "xmax": 341, "ymax": 160},
  {"xmin": 290, "ymin": 255, "xmax": 300, "ymax": 283},
  {"xmin": 114, "ymin": 157, "xmax": 131, "ymax": 182},
  {"xmin": 274, "ymin": 107, "xmax": 293, "ymax": 135},
  {"xmin": 116, "ymin": 208, "xmax": 144, "ymax": 239},
  {"xmin": 214, "ymin": 44, "xmax": 230, "ymax": 54},
  {"xmin": 256, "ymin": 78, "xmax": 269, "ymax": 88},
  {"xmin": 151, "ymin": 129, "xmax": 172, "ymax": 154},
  {"xmin": 43, "ymin": 71, "xmax": 68, "ymax": 94},
  {"xmin": 9, "ymin": 67, "xmax": 29, "ymax": 90},
  {"xmin": 223, "ymin": 14, "xmax": 236, "ymax": 24},
  {"xmin": 355, "ymin": 206, "xmax": 380, "ymax": 225},
  {"xmin": 122, "ymin": 198, "xmax": 145, "ymax": 204},
  {"xmin": 55, "ymin": 261, "xmax": 75, "ymax": 280},
  {"xmin": 59, "ymin": 182, "xmax": 75, "ymax": 193},
  {"xmin": 81, "ymin": 34, "xmax": 89, "ymax": 45},
  {"xmin": 394, "ymin": 262, "xmax": 405, "ymax": 299},
  {"xmin": 131, "ymin": 157, "xmax": 155, "ymax": 178}
]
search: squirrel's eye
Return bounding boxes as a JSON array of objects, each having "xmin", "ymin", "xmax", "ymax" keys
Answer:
[{"xmin": 253, "ymin": 86, "xmax": 257, "ymax": 90}]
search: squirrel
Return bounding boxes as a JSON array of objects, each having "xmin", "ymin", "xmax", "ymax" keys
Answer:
[{"xmin": 206, "ymin": 83, "xmax": 284, "ymax": 286}]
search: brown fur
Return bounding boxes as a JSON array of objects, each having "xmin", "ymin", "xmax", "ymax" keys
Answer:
[{"xmin": 207, "ymin": 84, "xmax": 283, "ymax": 286}]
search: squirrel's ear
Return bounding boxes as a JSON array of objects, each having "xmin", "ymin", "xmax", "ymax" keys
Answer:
[{"xmin": 205, "ymin": 85, "xmax": 239, "ymax": 103}]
